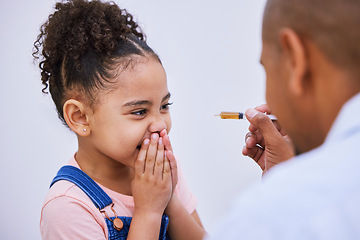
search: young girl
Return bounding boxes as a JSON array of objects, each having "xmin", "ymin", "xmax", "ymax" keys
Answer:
[{"xmin": 33, "ymin": 0, "xmax": 205, "ymax": 239}]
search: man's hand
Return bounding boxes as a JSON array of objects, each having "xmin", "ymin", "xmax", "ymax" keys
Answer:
[{"xmin": 242, "ymin": 104, "xmax": 295, "ymax": 174}]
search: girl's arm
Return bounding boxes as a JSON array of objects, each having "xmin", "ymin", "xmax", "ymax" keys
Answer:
[
  {"xmin": 165, "ymin": 196, "xmax": 206, "ymax": 240},
  {"xmin": 160, "ymin": 130, "xmax": 206, "ymax": 240},
  {"xmin": 128, "ymin": 134, "xmax": 172, "ymax": 240}
]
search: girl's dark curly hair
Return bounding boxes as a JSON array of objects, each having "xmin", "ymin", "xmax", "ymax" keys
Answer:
[{"xmin": 33, "ymin": 0, "xmax": 160, "ymax": 125}]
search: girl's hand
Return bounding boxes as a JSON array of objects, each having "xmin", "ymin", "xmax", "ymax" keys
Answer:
[
  {"xmin": 160, "ymin": 129, "xmax": 178, "ymax": 195},
  {"xmin": 159, "ymin": 130, "xmax": 205, "ymax": 240},
  {"xmin": 242, "ymin": 104, "xmax": 295, "ymax": 174},
  {"xmin": 132, "ymin": 133, "xmax": 172, "ymax": 216}
]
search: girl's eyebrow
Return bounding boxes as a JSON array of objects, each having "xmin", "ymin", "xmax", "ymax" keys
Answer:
[
  {"xmin": 123, "ymin": 92, "xmax": 171, "ymax": 107},
  {"xmin": 162, "ymin": 92, "xmax": 171, "ymax": 102},
  {"xmin": 123, "ymin": 100, "xmax": 150, "ymax": 107}
]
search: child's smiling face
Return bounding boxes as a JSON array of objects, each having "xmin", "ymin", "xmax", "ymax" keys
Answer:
[{"xmin": 86, "ymin": 57, "xmax": 172, "ymax": 168}]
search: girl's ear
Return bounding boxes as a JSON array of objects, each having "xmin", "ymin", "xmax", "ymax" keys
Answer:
[{"xmin": 63, "ymin": 99, "xmax": 91, "ymax": 136}]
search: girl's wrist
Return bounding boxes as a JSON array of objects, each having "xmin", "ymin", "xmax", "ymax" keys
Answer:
[
  {"xmin": 165, "ymin": 194, "xmax": 182, "ymax": 215},
  {"xmin": 128, "ymin": 208, "xmax": 163, "ymax": 239},
  {"xmin": 133, "ymin": 208, "xmax": 163, "ymax": 223}
]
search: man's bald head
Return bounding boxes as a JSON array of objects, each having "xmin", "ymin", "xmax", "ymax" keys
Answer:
[{"xmin": 263, "ymin": 0, "xmax": 360, "ymax": 77}]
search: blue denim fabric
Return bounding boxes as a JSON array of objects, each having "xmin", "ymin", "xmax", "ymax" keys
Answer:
[
  {"xmin": 50, "ymin": 165, "xmax": 112, "ymax": 209},
  {"xmin": 106, "ymin": 215, "xmax": 170, "ymax": 240},
  {"xmin": 51, "ymin": 165, "xmax": 170, "ymax": 240}
]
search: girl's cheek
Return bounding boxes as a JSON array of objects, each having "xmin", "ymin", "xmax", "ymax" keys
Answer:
[{"xmin": 166, "ymin": 116, "xmax": 172, "ymax": 134}]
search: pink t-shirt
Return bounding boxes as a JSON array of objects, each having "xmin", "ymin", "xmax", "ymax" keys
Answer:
[{"xmin": 40, "ymin": 156, "xmax": 197, "ymax": 240}]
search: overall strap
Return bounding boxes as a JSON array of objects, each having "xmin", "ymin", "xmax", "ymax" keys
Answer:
[
  {"xmin": 50, "ymin": 165, "xmax": 113, "ymax": 209},
  {"xmin": 50, "ymin": 165, "xmax": 170, "ymax": 239}
]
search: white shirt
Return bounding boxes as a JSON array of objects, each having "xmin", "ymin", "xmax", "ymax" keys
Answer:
[{"xmin": 207, "ymin": 93, "xmax": 360, "ymax": 240}]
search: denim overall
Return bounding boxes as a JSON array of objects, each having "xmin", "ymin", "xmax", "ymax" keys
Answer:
[{"xmin": 50, "ymin": 165, "xmax": 170, "ymax": 240}]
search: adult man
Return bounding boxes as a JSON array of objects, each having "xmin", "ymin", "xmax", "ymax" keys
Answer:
[{"xmin": 208, "ymin": 0, "xmax": 360, "ymax": 239}]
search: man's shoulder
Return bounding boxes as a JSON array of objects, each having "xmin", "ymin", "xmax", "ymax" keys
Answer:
[{"xmin": 214, "ymin": 144, "xmax": 360, "ymax": 239}]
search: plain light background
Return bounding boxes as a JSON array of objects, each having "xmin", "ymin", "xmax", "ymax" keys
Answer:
[{"xmin": 0, "ymin": 0, "xmax": 267, "ymax": 239}]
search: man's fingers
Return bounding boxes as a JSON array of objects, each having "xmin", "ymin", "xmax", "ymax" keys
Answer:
[
  {"xmin": 245, "ymin": 131, "xmax": 265, "ymax": 149},
  {"xmin": 245, "ymin": 108, "xmax": 282, "ymax": 143},
  {"xmin": 255, "ymin": 104, "xmax": 272, "ymax": 113},
  {"xmin": 242, "ymin": 145, "xmax": 265, "ymax": 170}
]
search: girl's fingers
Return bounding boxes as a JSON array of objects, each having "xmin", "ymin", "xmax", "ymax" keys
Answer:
[
  {"xmin": 159, "ymin": 129, "xmax": 167, "ymax": 138},
  {"xmin": 135, "ymin": 138, "xmax": 150, "ymax": 175},
  {"xmin": 154, "ymin": 137, "xmax": 165, "ymax": 177},
  {"xmin": 166, "ymin": 150, "xmax": 178, "ymax": 187},
  {"xmin": 145, "ymin": 133, "xmax": 158, "ymax": 174},
  {"xmin": 159, "ymin": 129, "xmax": 172, "ymax": 151},
  {"xmin": 162, "ymin": 151, "xmax": 171, "ymax": 181},
  {"xmin": 162, "ymin": 133, "xmax": 173, "ymax": 152}
]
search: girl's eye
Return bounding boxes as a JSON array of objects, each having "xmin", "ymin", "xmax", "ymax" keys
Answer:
[
  {"xmin": 161, "ymin": 102, "xmax": 173, "ymax": 111},
  {"xmin": 131, "ymin": 109, "xmax": 147, "ymax": 116}
]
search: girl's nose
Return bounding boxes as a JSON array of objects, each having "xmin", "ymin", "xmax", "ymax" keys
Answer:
[{"xmin": 149, "ymin": 115, "xmax": 167, "ymax": 134}]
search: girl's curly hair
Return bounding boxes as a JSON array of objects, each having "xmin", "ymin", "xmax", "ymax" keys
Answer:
[{"xmin": 33, "ymin": 0, "xmax": 160, "ymax": 125}]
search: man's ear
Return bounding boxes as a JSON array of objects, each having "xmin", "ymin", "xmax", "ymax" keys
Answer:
[
  {"xmin": 63, "ymin": 99, "xmax": 91, "ymax": 136},
  {"xmin": 279, "ymin": 28, "xmax": 309, "ymax": 96}
]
